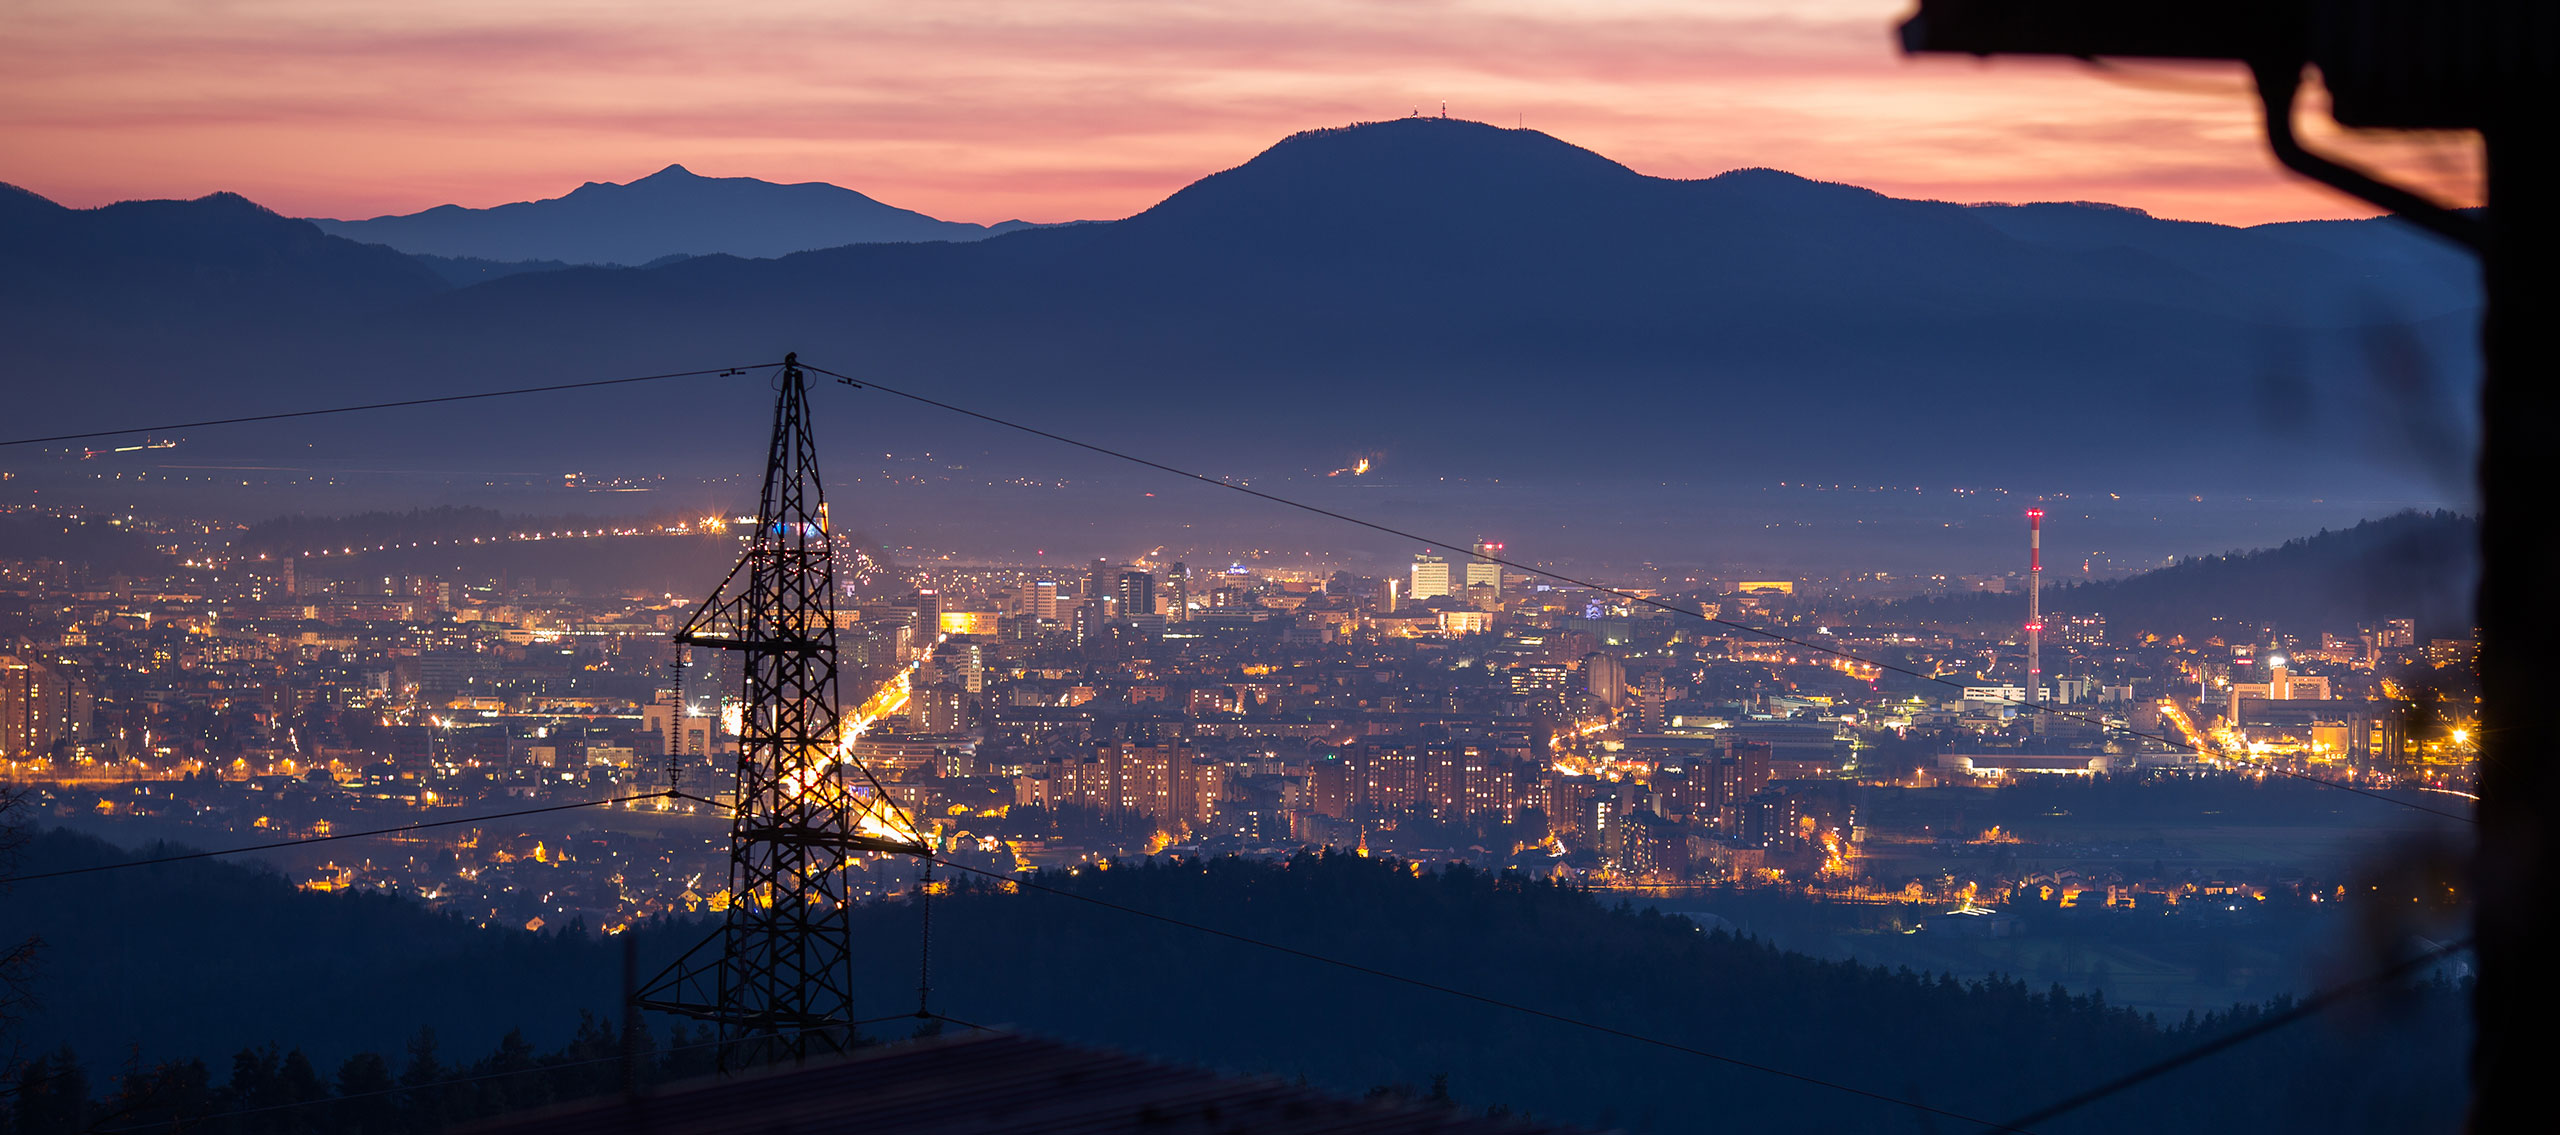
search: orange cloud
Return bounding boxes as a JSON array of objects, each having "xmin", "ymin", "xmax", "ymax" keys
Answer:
[{"xmin": 0, "ymin": 0, "xmax": 2480, "ymax": 226}]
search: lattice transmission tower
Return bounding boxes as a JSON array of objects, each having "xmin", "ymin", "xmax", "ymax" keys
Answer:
[{"xmin": 636, "ymin": 353, "xmax": 924, "ymax": 1069}]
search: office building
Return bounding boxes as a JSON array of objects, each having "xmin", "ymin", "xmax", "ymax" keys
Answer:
[
  {"xmin": 1466, "ymin": 541, "xmax": 1504, "ymax": 599},
  {"xmin": 1117, "ymin": 571, "xmax": 1157, "ymax": 620},
  {"xmin": 1409, "ymin": 553, "xmax": 1450, "ymax": 601}
]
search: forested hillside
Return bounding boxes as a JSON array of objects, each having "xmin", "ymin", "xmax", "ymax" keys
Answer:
[
  {"xmin": 2, "ymin": 832, "xmax": 2465, "ymax": 1134},
  {"xmin": 1882, "ymin": 510, "xmax": 2475, "ymax": 640}
]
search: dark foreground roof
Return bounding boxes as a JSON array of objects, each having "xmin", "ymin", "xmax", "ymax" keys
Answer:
[{"xmin": 466, "ymin": 1029, "xmax": 1582, "ymax": 1135}]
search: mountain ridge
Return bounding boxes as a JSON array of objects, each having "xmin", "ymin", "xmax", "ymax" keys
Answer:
[
  {"xmin": 308, "ymin": 162, "xmax": 1055, "ymax": 265},
  {"xmin": 1882, "ymin": 511, "xmax": 2478, "ymax": 639},
  {"xmin": 0, "ymin": 183, "xmax": 447, "ymax": 317},
  {"xmin": 0, "ymin": 119, "xmax": 2483, "ymax": 498}
]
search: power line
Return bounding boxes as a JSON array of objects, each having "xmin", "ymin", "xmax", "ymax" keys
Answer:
[
  {"xmin": 1998, "ymin": 936, "xmax": 2474, "ymax": 1129},
  {"xmin": 63, "ymin": 767, "xmax": 2427, "ymax": 1135},
  {"xmin": 3, "ymin": 357, "xmax": 2462, "ymax": 1129},
  {"xmin": 924, "ymin": 856, "xmax": 2039, "ymax": 1134},
  {"xmin": 0, "ymin": 792, "xmax": 674, "ymax": 886},
  {"xmin": 683, "ymin": 782, "xmax": 2031, "ymax": 1128},
  {"xmin": 0, "ymin": 363, "xmax": 776, "ymax": 449},
  {"xmin": 0, "ymin": 352, "xmax": 2466, "ymax": 822},
  {"xmin": 808, "ymin": 362, "xmax": 2473, "ymax": 826},
  {"xmin": 936, "ymin": 856, "xmax": 2467, "ymax": 1135}
]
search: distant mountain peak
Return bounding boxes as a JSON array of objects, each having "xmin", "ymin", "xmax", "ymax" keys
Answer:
[
  {"xmin": 1251, "ymin": 116, "xmax": 1637, "ymax": 177},
  {"xmin": 2, "ymin": 118, "xmax": 2481, "ymax": 502},
  {"xmin": 190, "ymin": 190, "xmax": 279, "ymax": 216},
  {"xmin": 308, "ymin": 165, "xmax": 1015, "ymax": 264},
  {"xmin": 1124, "ymin": 116, "xmax": 1645, "ymax": 234}
]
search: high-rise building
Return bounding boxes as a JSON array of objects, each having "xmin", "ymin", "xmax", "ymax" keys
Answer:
[
  {"xmin": 1466, "ymin": 541, "xmax": 1504, "ymax": 598},
  {"xmin": 1410, "ymin": 553, "xmax": 1451, "ymax": 600},
  {"xmin": 1715, "ymin": 741, "xmax": 1772, "ymax": 813},
  {"xmin": 1619, "ymin": 812, "xmax": 1690, "ymax": 879},
  {"xmin": 1030, "ymin": 580, "xmax": 1060, "ymax": 621},
  {"xmin": 2425, "ymin": 636, "xmax": 2476, "ymax": 669},
  {"xmin": 1075, "ymin": 596, "xmax": 1110, "ymax": 645},
  {"xmin": 1633, "ymin": 671, "xmax": 1669, "ymax": 731},
  {"xmin": 1164, "ymin": 563, "xmax": 1188, "ymax": 623},
  {"xmin": 1741, "ymin": 789, "xmax": 1801, "ymax": 849},
  {"xmin": 1585, "ymin": 652, "xmax": 1627, "ymax": 710},
  {"xmin": 1307, "ymin": 753, "xmax": 1356, "ymax": 817},
  {"xmin": 1047, "ymin": 744, "xmax": 1222, "ymax": 827},
  {"xmin": 0, "ymin": 656, "xmax": 87, "ymax": 756},
  {"xmin": 1117, "ymin": 571, "xmax": 1157, "ymax": 620},
  {"xmin": 910, "ymin": 683, "xmax": 972, "ymax": 734},
  {"xmin": 1358, "ymin": 742, "xmax": 1420, "ymax": 812},
  {"xmin": 1508, "ymin": 662, "xmax": 1569, "ymax": 695},
  {"xmin": 949, "ymin": 641, "xmax": 985, "ymax": 694},
  {"xmin": 908, "ymin": 589, "xmax": 944, "ymax": 638}
]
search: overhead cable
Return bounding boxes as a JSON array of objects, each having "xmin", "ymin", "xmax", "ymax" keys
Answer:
[
  {"xmin": 0, "ymin": 363, "xmax": 775, "ymax": 448},
  {"xmin": 0, "ymin": 792, "xmax": 675, "ymax": 885},
  {"xmin": 924, "ymin": 856, "xmax": 2039, "ymax": 1134},
  {"xmin": 807, "ymin": 362, "xmax": 2473, "ymax": 825}
]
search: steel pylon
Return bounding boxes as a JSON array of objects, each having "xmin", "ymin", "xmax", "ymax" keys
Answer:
[{"xmin": 636, "ymin": 353, "xmax": 922, "ymax": 1069}]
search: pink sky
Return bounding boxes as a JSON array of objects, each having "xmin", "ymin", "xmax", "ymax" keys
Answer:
[{"xmin": 0, "ymin": 0, "xmax": 2481, "ymax": 226}]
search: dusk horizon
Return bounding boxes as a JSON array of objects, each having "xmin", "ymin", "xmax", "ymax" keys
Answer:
[
  {"xmin": 0, "ymin": 4, "xmax": 2521, "ymax": 1134},
  {"xmin": 0, "ymin": 2, "xmax": 2484, "ymax": 228}
]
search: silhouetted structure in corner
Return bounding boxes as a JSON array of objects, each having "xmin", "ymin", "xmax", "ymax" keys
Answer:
[{"xmin": 1902, "ymin": 1, "xmax": 2546, "ymax": 1127}]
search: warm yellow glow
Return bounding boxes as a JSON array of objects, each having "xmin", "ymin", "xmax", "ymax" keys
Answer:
[{"xmin": 939, "ymin": 610, "xmax": 999, "ymax": 635}]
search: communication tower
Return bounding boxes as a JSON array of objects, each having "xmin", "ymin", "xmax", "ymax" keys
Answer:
[{"xmin": 2026, "ymin": 508, "xmax": 2044, "ymax": 734}]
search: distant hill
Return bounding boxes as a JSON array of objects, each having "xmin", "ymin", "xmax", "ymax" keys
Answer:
[
  {"xmin": 1882, "ymin": 510, "xmax": 2477, "ymax": 639},
  {"xmin": 4, "ymin": 827, "xmax": 624, "ymax": 1070},
  {"xmin": 0, "ymin": 182, "xmax": 444, "ymax": 323},
  {"xmin": 0, "ymin": 120, "xmax": 2482, "ymax": 496},
  {"xmin": 310, "ymin": 164, "xmax": 1052, "ymax": 265}
]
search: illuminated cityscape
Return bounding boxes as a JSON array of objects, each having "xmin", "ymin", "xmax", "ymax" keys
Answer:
[
  {"xmin": 0, "ymin": 3, "xmax": 2516, "ymax": 1121},
  {"xmin": 1, "ymin": 496, "xmax": 2481, "ymax": 937}
]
